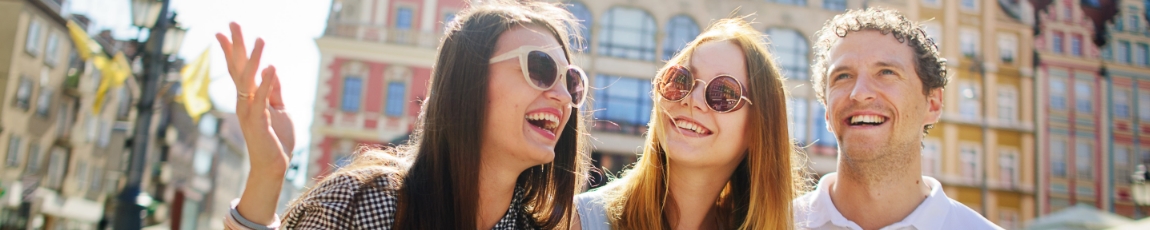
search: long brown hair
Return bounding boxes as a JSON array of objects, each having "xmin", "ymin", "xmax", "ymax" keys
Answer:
[
  {"xmin": 598, "ymin": 18, "xmax": 809, "ymax": 229},
  {"xmin": 291, "ymin": 1, "xmax": 589, "ymax": 229}
]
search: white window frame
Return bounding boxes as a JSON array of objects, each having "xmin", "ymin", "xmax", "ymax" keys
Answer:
[
  {"xmin": 960, "ymin": 28, "xmax": 979, "ymax": 58},
  {"xmin": 998, "ymin": 33, "xmax": 1018, "ymax": 64},
  {"xmin": 25, "ymin": 18, "xmax": 42, "ymax": 56},
  {"xmin": 44, "ymin": 32, "xmax": 59, "ymax": 67},
  {"xmin": 922, "ymin": 138, "xmax": 943, "ymax": 176},
  {"xmin": 960, "ymin": 0, "xmax": 979, "ymax": 12},
  {"xmin": 1115, "ymin": 89, "xmax": 1132, "ymax": 119},
  {"xmin": 46, "ymin": 147, "xmax": 66, "ymax": 188},
  {"xmin": 6, "ymin": 136, "xmax": 20, "ymax": 167},
  {"xmin": 76, "ymin": 161, "xmax": 88, "ymax": 191},
  {"xmin": 960, "ymin": 143, "xmax": 981, "ymax": 183},
  {"xmin": 997, "ymin": 86, "xmax": 1018, "ymax": 122},
  {"xmin": 1140, "ymin": 91, "xmax": 1150, "ymax": 121},
  {"xmin": 1075, "ymin": 79, "xmax": 1093, "ymax": 113},
  {"xmin": 1076, "ymin": 139, "xmax": 1093, "ymax": 180},
  {"xmin": 921, "ymin": 0, "xmax": 942, "ymax": 8},
  {"xmin": 999, "ymin": 148, "xmax": 1019, "ymax": 187},
  {"xmin": 1050, "ymin": 74, "xmax": 1068, "ymax": 110},
  {"xmin": 959, "ymin": 81, "xmax": 981, "ymax": 119},
  {"xmin": 1115, "ymin": 146, "xmax": 1132, "ymax": 185},
  {"xmin": 1135, "ymin": 43, "xmax": 1148, "ymax": 66}
]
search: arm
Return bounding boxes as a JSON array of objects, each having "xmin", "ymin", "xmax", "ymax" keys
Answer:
[{"xmin": 216, "ymin": 21, "xmax": 297, "ymax": 225}]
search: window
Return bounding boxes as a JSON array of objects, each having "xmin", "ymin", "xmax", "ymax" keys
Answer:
[
  {"xmin": 1062, "ymin": 1, "xmax": 1073, "ymax": 20},
  {"xmin": 16, "ymin": 77, "xmax": 33, "ymax": 110},
  {"xmin": 663, "ymin": 15, "xmax": 700, "ymax": 60},
  {"xmin": 923, "ymin": 22, "xmax": 943, "ymax": 50},
  {"xmin": 96, "ymin": 120, "xmax": 111, "ymax": 147},
  {"xmin": 385, "ymin": 82, "xmax": 405, "ymax": 116},
  {"xmin": 1129, "ymin": 10, "xmax": 1141, "ymax": 32},
  {"xmin": 44, "ymin": 32, "xmax": 59, "ymax": 66},
  {"xmin": 1115, "ymin": 90, "xmax": 1131, "ymax": 119},
  {"xmin": 766, "ymin": 28, "xmax": 810, "ymax": 80},
  {"xmin": 999, "ymin": 149, "xmax": 1018, "ymax": 187},
  {"xmin": 6, "ymin": 136, "xmax": 20, "ymax": 167},
  {"xmin": 24, "ymin": 144, "xmax": 40, "ymax": 174},
  {"xmin": 787, "ymin": 98, "xmax": 809, "ymax": 143},
  {"xmin": 193, "ymin": 148, "xmax": 213, "ymax": 175},
  {"xmin": 959, "ymin": 82, "xmax": 980, "ymax": 118},
  {"xmin": 960, "ymin": 28, "xmax": 979, "ymax": 58},
  {"xmin": 565, "ymin": 2, "xmax": 592, "ymax": 51},
  {"xmin": 46, "ymin": 148, "xmax": 66, "ymax": 188},
  {"xmin": 341, "ymin": 77, "xmax": 363, "ymax": 112},
  {"xmin": 1071, "ymin": 35, "xmax": 1083, "ymax": 57},
  {"xmin": 775, "ymin": 0, "xmax": 807, "ymax": 6},
  {"xmin": 593, "ymin": 75, "xmax": 652, "ymax": 134},
  {"xmin": 36, "ymin": 88, "xmax": 51, "ymax": 117},
  {"xmin": 89, "ymin": 166, "xmax": 102, "ymax": 192},
  {"xmin": 999, "ymin": 33, "xmax": 1017, "ymax": 63},
  {"xmin": 1104, "ymin": 44, "xmax": 1113, "ymax": 60},
  {"xmin": 116, "ymin": 87, "xmax": 131, "ymax": 118},
  {"xmin": 1075, "ymin": 79, "xmax": 1092, "ymax": 113},
  {"xmin": 823, "ymin": 0, "xmax": 847, "ymax": 11},
  {"xmin": 1138, "ymin": 43, "xmax": 1149, "ymax": 66},
  {"xmin": 395, "ymin": 7, "xmax": 413, "ymax": 30},
  {"xmin": 76, "ymin": 161, "xmax": 88, "ymax": 191},
  {"xmin": 1118, "ymin": 41, "xmax": 1131, "ymax": 63},
  {"xmin": 1052, "ymin": 32, "xmax": 1064, "ymax": 54},
  {"xmin": 961, "ymin": 0, "xmax": 978, "ymax": 11},
  {"xmin": 25, "ymin": 18, "xmax": 42, "ymax": 56},
  {"xmin": 923, "ymin": 139, "xmax": 942, "ymax": 176},
  {"xmin": 199, "ymin": 114, "xmax": 218, "ymax": 135},
  {"xmin": 1049, "ymin": 75, "xmax": 1067, "ymax": 110},
  {"xmin": 599, "ymin": 7, "xmax": 657, "ymax": 61},
  {"xmin": 1115, "ymin": 147, "xmax": 1132, "ymax": 185},
  {"xmin": 1140, "ymin": 91, "xmax": 1150, "ymax": 121},
  {"xmin": 1076, "ymin": 140, "xmax": 1093, "ymax": 179},
  {"xmin": 1052, "ymin": 139, "xmax": 1066, "ymax": 177},
  {"xmin": 922, "ymin": 0, "xmax": 941, "ymax": 7},
  {"xmin": 997, "ymin": 86, "xmax": 1017, "ymax": 122},
  {"xmin": 960, "ymin": 145, "xmax": 980, "ymax": 182},
  {"xmin": 442, "ymin": 12, "xmax": 456, "ymax": 28},
  {"xmin": 814, "ymin": 106, "xmax": 836, "ymax": 146}
]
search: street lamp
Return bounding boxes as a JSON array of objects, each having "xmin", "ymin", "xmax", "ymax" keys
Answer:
[
  {"xmin": 1133, "ymin": 164, "xmax": 1150, "ymax": 217},
  {"xmin": 116, "ymin": 0, "xmax": 184, "ymax": 228}
]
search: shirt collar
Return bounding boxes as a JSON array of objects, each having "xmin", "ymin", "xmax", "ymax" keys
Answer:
[{"xmin": 798, "ymin": 173, "xmax": 953, "ymax": 230}]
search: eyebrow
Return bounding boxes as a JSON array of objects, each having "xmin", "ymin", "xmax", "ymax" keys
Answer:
[{"xmin": 827, "ymin": 60, "xmax": 908, "ymax": 75}]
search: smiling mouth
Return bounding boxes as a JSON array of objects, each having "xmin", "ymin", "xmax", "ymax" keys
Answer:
[
  {"xmin": 672, "ymin": 118, "xmax": 713, "ymax": 135},
  {"xmin": 525, "ymin": 112, "xmax": 560, "ymax": 135},
  {"xmin": 848, "ymin": 114, "xmax": 888, "ymax": 126}
]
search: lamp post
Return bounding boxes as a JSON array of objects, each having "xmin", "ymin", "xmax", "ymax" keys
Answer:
[
  {"xmin": 115, "ymin": 0, "xmax": 185, "ymax": 228},
  {"xmin": 1133, "ymin": 164, "xmax": 1150, "ymax": 218}
]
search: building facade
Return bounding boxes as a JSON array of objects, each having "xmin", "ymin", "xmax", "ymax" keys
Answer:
[{"xmin": 1102, "ymin": 0, "xmax": 1150, "ymax": 218}]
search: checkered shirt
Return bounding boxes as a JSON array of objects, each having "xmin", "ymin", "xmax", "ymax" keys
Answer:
[{"xmin": 275, "ymin": 167, "xmax": 538, "ymax": 229}]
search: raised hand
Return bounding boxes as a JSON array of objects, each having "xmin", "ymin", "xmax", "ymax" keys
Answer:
[{"xmin": 216, "ymin": 22, "xmax": 295, "ymax": 225}]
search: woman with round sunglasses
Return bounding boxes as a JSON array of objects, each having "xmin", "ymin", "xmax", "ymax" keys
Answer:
[
  {"xmin": 219, "ymin": 1, "xmax": 591, "ymax": 229},
  {"xmin": 574, "ymin": 18, "xmax": 807, "ymax": 229}
]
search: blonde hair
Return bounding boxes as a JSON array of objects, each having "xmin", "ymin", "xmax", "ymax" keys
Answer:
[{"xmin": 597, "ymin": 17, "xmax": 810, "ymax": 229}]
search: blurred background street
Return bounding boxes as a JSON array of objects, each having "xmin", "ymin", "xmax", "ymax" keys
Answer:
[{"xmin": 0, "ymin": 0, "xmax": 1149, "ymax": 229}]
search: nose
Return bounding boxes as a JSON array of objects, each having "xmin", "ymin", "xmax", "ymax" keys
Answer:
[
  {"xmin": 849, "ymin": 74, "xmax": 877, "ymax": 103},
  {"xmin": 544, "ymin": 73, "xmax": 574, "ymax": 106},
  {"xmin": 682, "ymin": 79, "xmax": 711, "ymax": 112}
]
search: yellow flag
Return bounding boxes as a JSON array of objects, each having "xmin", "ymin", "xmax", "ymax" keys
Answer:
[
  {"xmin": 65, "ymin": 20, "xmax": 103, "ymax": 61},
  {"xmin": 180, "ymin": 47, "xmax": 212, "ymax": 121},
  {"xmin": 92, "ymin": 52, "xmax": 132, "ymax": 114}
]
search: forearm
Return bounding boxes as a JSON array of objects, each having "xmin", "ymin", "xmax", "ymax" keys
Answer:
[{"xmin": 235, "ymin": 167, "xmax": 287, "ymax": 225}]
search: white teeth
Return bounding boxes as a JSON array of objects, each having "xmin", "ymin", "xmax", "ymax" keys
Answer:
[
  {"xmin": 674, "ymin": 119, "xmax": 707, "ymax": 134},
  {"xmin": 850, "ymin": 115, "xmax": 886, "ymax": 125},
  {"xmin": 526, "ymin": 112, "xmax": 561, "ymax": 132}
]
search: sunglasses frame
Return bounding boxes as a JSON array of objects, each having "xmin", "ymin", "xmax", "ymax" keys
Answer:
[
  {"xmin": 489, "ymin": 45, "xmax": 588, "ymax": 107},
  {"xmin": 657, "ymin": 65, "xmax": 754, "ymax": 113}
]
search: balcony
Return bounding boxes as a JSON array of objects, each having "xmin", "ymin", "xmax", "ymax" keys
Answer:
[{"xmin": 325, "ymin": 22, "xmax": 439, "ymax": 48}]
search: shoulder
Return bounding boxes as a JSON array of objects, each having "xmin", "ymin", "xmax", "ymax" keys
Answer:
[
  {"xmin": 282, "ymin": 166, "xmax": 403, "ymax": 229},
  {"xmin": 942, "ymin": 198, "xmax": 1002, "ymax": 230},
  {"xmin": 575, "ymin": 189, "xmax": 611, "ymax": 230}
]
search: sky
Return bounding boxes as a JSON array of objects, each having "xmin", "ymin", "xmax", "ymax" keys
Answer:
[{"xmin": 63, "ymin": 0, "xmax": 332, "ymax": 188}]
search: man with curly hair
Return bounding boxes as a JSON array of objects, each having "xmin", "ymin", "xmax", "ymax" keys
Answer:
[{"xmin": 792, "ymin": 8, "xmax": 1000, "ymax": 230}]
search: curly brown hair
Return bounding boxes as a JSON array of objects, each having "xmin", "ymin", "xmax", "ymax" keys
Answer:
[{"xmin": 810, "ymin": 7, "xmax": 948, "ymax": 134}]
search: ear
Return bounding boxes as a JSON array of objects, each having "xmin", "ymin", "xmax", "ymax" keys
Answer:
[
  {"xmin": 823, "ymin": 100, "xmax": 833, "ymax": 133},
  {"xmin": 924, "ymin": 87, "xmax": 943, "ymax": 125}
]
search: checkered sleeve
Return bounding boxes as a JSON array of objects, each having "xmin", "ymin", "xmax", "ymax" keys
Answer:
[{"xmin": 280, "ymin": 168, "xmax": 398, "ymax": 229}]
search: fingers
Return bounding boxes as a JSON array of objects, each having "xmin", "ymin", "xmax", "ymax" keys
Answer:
[
  {"xmin": 267, "ymin": 66, "xmax": 286, "ymax": 110},
  {"xmin": 215, "ymin": 33, "xmax": 236, "ymax": 76},
  {"xmin": 230, "ymin": 22, "xmax": 247, "ymax": 66},
  {"xmin": 254, "ymin": 67, "xmax": 276, "ymax": 112},
  {"xmin": 240, "ymin": 38, "xmax": 266, "ymax": 94}
]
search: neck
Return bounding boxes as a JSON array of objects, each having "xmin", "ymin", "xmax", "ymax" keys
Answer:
[
  {"xmin": 665, "ymin": 161, "xmax": 740, "ymax": 230},
  {"xmin": 830, "ymin": 147, "xmax": 930, "ymax": 230},
  {"xmin": 476, "ymin": 151, "xmax": 530, "ymax": 229}
]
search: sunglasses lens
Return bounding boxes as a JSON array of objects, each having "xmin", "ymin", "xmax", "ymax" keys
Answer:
[
  {"xmin": 526, "ymin": 51, "xmax": 558, "ymax": 89},
  {"xmin": 567, "ymin": 67, "xmax": 587, "ymax": 106},
  {"xmin": 705, "ymin": 76, "xmax": 744, "ymax": 112},
  {"xmin": 657, "ymin": 66, "xmax": 694, "ymax": 101}
]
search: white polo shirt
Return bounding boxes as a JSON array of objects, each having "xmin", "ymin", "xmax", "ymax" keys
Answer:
[{"xmin": 793, "ymin": 173, "xmax": 1002, "ymax": 230}]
